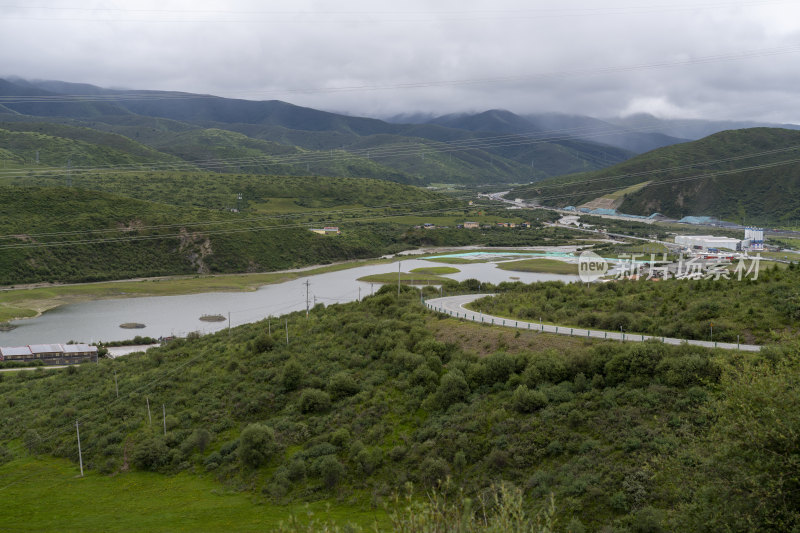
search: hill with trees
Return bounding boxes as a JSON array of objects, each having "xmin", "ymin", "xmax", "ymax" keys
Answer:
[
  {"xmin": 0, "ymin": 281, "xmax": 797, "ymax": 531},
  {"xmin": 511, "ymin": 127, "xmax": 800, "ymax": 224}
]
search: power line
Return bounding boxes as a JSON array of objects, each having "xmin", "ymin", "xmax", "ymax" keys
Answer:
[{"xmin": 0, "ymin": 120, "xmax": 670, "ymax": 180}]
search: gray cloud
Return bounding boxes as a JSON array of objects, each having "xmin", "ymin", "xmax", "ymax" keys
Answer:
[{"xmin": 1, "ymin": 0, "xmax": 799, "ymax": 122}]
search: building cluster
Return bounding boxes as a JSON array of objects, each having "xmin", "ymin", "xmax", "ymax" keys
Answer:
[
  {"xmin": 0, "ymin": 343, "xmax": 98, "ymax": 365},
  {"xmin": 675, "ymin": 227, "xmax": 765, "ymax": 253}
]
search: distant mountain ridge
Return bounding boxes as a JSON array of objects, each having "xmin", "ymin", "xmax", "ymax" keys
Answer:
[
  {"xmin": 2, "ymin": 77, "xmax": 798, "ymax": 186},
  {"xmin": 0, "ymin": 78, "xmax": 635, "ymax": 183}
]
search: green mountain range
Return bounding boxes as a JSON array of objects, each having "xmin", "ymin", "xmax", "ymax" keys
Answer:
[{"xmin": 0, "ymin": 78, "xmax": 641, "ymax": 184}]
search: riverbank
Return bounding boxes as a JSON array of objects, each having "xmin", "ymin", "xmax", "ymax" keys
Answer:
[{"xmin": 0, "ymin": 257, "xmax": 396, "ymax": 323}]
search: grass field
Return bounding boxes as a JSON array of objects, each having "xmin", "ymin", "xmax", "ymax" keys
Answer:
[
  {"xmin": 494, "ymin": 258, "xmax": 578, "ymax": 275},
  {"xmin": 0, "ymin": 457, "xmax": 387, "ymax": 532},
  {"xmin": 0, "ymin": 259, "xmax": 392, "ymax": 323},
  {"xmin": 424, "ymin": 256, "xmax": 494, "ymax": 264},
  {"xmin": 357, "ymin": 272, "xmax": 450, "ymax": 285},
  {"xmin": 409, "ymin": 266, "xmax": 460, "ymax": 275}
]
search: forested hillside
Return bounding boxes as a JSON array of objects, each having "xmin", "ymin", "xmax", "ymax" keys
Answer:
[{"xmin": 512, "ymin": 128, "xmax": 800, "ymax": 223}]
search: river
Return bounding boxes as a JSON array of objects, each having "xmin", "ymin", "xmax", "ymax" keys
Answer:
[{"xmin": 1, "ymin": 255, "xmax": 578, "ymax": 345}]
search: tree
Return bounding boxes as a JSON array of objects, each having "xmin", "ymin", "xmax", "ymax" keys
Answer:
[
  {"xmin": 132, "ymin": 436, "xmax": 169, "ymax": 471},
  {"xmin": 23, "ymin": 429, "xmax": 41, "ymax": 455},
  {"xmin": 511, "ymin": 385, "xmax": 548, "ymax": 413},
  {"xmin": 318, "ymin": 455, "xmax": 345, "ymax": 488},
  {"xmin": 299, "ymin": 389, "xmax": 331, "ymax": 414},
  {"xmin": 238, "ymin": 423, "xmax": 276, "ymax": 469},
  {"xmin": 432, "ymin": 370, "xmax": 470, "ymax": 410}
]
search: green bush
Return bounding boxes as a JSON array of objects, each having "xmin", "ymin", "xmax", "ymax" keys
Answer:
[
  {"xmin": 299, "ymin": 389, "xmax": 331, "ymax": 414},
  {"xmin": 317, "ymin": 455, "xmax": 345, "ymax": 488},
  {"xmin": 327, "ymin": 372, "xmax": 360, "ymax": 400},
  {"xmin": 281, "ymin": 359, "xmax": 305, "ymax": 391},
  {"xmin": 238, "ymin": 423, "xmax": 276, "ymax": 469},
  {"xmin": 430, "ymin": 370, "xmax": 469, "ymax": 410},
  {"xmin": 511, "ymin": 385, "xmax": 548, "ymax": 413},
  {"xmin": 132, "ymin": 436, "xmax": 169, "ymax": 471}
]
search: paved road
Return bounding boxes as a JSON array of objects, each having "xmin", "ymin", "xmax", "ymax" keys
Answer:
[{"xmin": 425, "ymin": 294, "xmax": 761, "ymax": 352}]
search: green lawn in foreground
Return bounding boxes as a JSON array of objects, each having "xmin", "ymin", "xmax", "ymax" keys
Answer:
[
  {"xmin": 495, "ymin": 258, "xmax": 578, "ymax": 275},
  {"xmin": 0, "ymin": 456, "xmax": 387, "ymax": 532}
]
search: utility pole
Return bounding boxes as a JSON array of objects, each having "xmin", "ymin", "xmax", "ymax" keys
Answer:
[
  {"xmin": 398, "ymin": 261, "xmax": 401, "ymax": 298},
  {"xmin": 114, "ymin": 370, "xmax": 119, "ymax": 398},
  {"xmin": 162, "ymin": 405, "xmax": 167, "ymax": 436},
  {"xmin": 285, "ymin": 319, "xmax": 289, "ymax": 345},
  {"xmin": 76, "ymin": 419, "xmax": 84, "ymax": 477},
  {"xmin": 146, "ymin": 397, "xmax": 152, "ymax": 425},
  {"xmin": 268, "ymin": 318, "xmax": 271, "ymax": 336},
  {"xmin": 304, "ymin": 280, "xmax": 310, "ymax": 318},
  {"xmin": 358, "ymin": 286, "xmax": 361, "ymax": 301}
]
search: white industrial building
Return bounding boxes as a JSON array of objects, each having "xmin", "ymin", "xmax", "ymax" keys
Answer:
[
  {"xmin": 675, "ymin": 235, "xmax": 741, "ymax": 251},
  {"xmin": 744, "ymin": 227, "xmax": 764, "ymax": 250}
]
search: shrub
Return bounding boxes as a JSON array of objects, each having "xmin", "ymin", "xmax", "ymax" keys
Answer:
[
  {"xmin": 132, "ymin": 436, "xmax": 169, "ymax": 471},
  {"xmin": 23, "ymin": 429, "xmax": 41, "ymax": 455},
  {"xmin": 327, "ymin": 372, "xmax": 360, "ymax": 400},
  {"xmin": 511, "ymin": 385, "xmax": 548, "ymax": 413},
  {"xmin": 281, "ymin": 359, "xmax": 305, "ymax": 391},
  {"xmin": 238, "ymin": 423, "xmax": 276, "ymax": 468},
  {"xmin": 253, "ymin": 333, "xmax": 276, "ymax": 353},
  {"xmin": 299, "ymin": 389, "xmax": 331, "ymax": 414},
  {"xmin": 419, "ymin": 456, "xmax": 450, "ymax": 487},
  {"xmin": 317, "ymin": 455, "xmax": 345, "ymax": 488},
  {"xmin": 329, "ymin": 428, "xmax": 351, "ymax": 449},
  {"xmin": 0, "ymin": 446, "xmax": 12, "ymax": 465},
  {"xmin": 431, "ymin": 370, "xmax": 469, "ymax": 410},
  {"xmin": 287, "ymin": 458, "xmax": 307, "ymax": 482}
]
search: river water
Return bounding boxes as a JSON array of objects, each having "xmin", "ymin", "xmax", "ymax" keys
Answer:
[{"xmin": 1, "ymin": 256, "xmax": 577, "ymax": 345}]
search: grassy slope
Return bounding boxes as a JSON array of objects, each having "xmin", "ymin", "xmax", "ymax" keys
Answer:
[
  {"xmin": 0, "ymin": 182, "xmax": 442, "ymax": 287},
  {"xmin": 4, "ymin": 169, "xmax": 440, "ymax": 211},
  {"xmin": 513, "ymin": 128, "xmax": 800, "ymax": 223},
  {"xmin": 0, "ymin": 285, "xmax": 796, "ymax": 530},
  {"xmin": 469, "ymin": 263, "xmax": 800, "ymax": 343},
  {"xmin": 0, "ymin": 126, "xmax": 182, "ymax": 169}
]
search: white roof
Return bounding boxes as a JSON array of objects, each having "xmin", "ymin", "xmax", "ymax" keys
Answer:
[
  {"xmin": 0, "ymin": 346, "xmax": 32, "ymax": 357},
  {"xmin": 62, "ymin": 344, "xmax": 97, "ymax": 353},
  {"xmin": 29, "ymin": 344, "xmax": 63, "ymax": 354}
]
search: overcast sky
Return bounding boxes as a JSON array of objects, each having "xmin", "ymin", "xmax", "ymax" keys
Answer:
[{"xmin": 1, "ymin": 1, "xmax": 800, "ymax": 122}]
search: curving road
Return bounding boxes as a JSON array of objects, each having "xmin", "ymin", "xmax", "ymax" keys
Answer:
[{"xmin": 425, "ymin": 294, "xmax": 761, "ymax": 352}]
